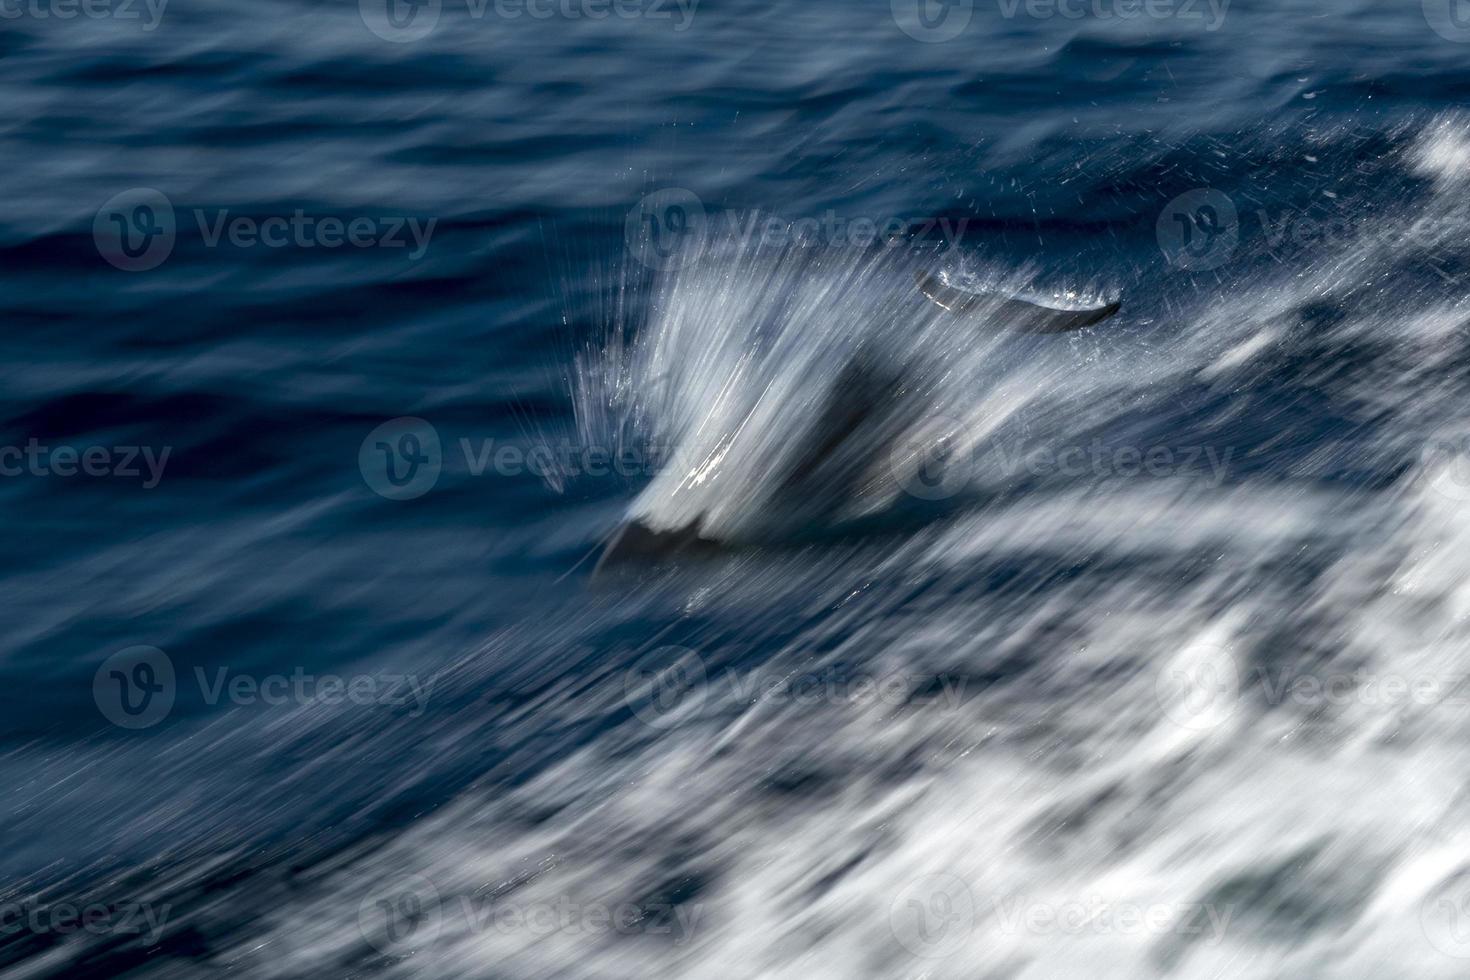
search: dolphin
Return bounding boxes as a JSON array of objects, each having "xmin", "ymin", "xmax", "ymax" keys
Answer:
[
  {"xmin": 594, "ymin": 350, "xmax": 917, "ymax": 576},
  {"xmin": 594, "ymin": 272, "xmax": 1122, "ymax": 575},
  {"xmin": 593, "ymin": 517, "xmax": 721, "ymax": 576},
  {"xmin": 913, "ymin": 271, "xmax": 1121, "ymax": 332}
]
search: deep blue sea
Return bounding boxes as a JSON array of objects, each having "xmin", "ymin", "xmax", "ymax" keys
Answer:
[{"xmin": 8, "ymin": 0, "xmax": 1470, "ymax": 976}]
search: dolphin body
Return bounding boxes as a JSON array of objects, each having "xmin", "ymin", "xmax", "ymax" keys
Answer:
[
  {"xmin": 912, "ymin": 272, "xmax": 1121, "ymax": 332},
  {"xmin": 594, "ymin": 274, "xmax": 1121, "ymax": 576},
  {"xmin": 595, "ymin": 517, "xmax": 721, "ymax": 573},
  {"xmin": 593, "ymin": 352, "xmax": 917, "ymax": 577}
]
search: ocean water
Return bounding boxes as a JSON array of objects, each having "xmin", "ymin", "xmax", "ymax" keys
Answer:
[{"xmin": 7, "ymin": 0, "xmax": 1470, "ymax": 976}]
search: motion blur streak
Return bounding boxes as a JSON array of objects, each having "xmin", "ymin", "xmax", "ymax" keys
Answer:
[{"xmin": 6, "ymin": 0, "xmax": 1470, "ymax": 978}]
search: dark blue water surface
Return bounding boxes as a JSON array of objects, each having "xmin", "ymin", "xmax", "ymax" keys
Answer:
[{"xmin": 7, "ymin": 1, "xmax": 1470, "ymax": 976}]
